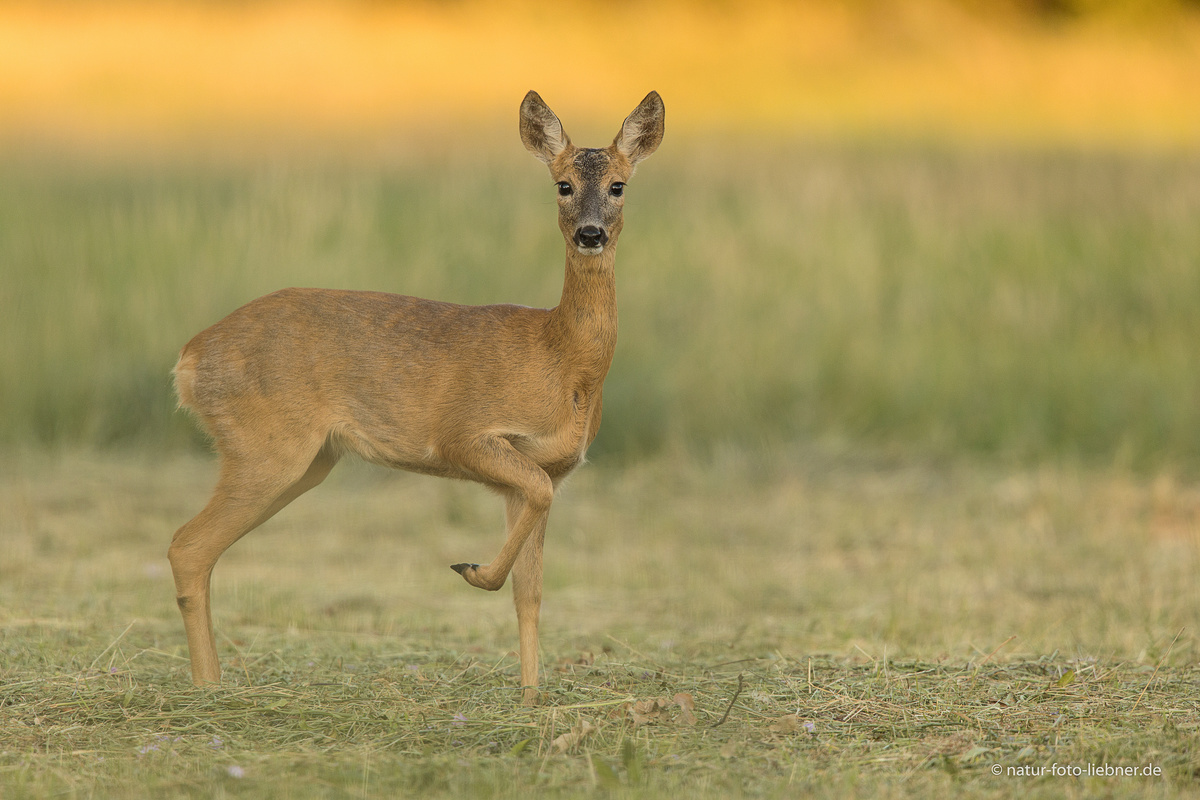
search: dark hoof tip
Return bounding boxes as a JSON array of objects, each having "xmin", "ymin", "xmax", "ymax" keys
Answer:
[{"xmin": 450, "ymin": 563, "xmax": 478, "ymax": 575}]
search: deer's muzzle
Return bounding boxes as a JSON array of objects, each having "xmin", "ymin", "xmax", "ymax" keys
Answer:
[{"xmin": 573, "ymin": 225, "xmax": 608, "ymax": 251}]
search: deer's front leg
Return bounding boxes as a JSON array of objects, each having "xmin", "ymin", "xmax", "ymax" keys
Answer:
[
  {"xmin": 509, "ymin": 494, "xmax": 547, "ymax": 705},
  {"xmin": 446, "ymin": 435, "xmax": 554, "ymax": 592}
]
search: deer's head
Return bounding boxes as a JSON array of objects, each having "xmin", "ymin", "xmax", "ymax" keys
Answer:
[{"xmin": 520, "ymin": 91, "xmax": 664, "ymax": 257}]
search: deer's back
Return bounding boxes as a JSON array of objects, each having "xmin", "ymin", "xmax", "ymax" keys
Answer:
[{"xmin": 173, "ymin": 288, "xmax": 570, "ymax": 469}]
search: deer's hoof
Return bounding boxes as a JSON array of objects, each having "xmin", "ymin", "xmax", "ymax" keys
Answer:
[{"xmin": 451, "ymin": 563, "xmax": 505, "ymax": 591}]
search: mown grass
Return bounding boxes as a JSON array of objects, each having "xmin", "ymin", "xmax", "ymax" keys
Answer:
[
  {"xmin": 3, "ymin": 138, "xmax": 1200, "ymax": 470},
  {"xmin": 2, "ymin": 449, "xmax": 1199, "ymax": 797}
]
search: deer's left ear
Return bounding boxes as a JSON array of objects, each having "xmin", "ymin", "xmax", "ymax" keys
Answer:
[{"xmin": 614, "ymin": 91, "xmax": 664, "ymax": 167}]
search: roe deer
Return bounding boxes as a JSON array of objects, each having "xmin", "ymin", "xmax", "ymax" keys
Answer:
[{"xmin": 168, "ymin": 90, "xmax": 664, "ymax": 705}]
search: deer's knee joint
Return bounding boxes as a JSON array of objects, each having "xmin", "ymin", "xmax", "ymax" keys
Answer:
[
  {"xmin": 524, "ymin": 474, "xmax": 554, "ymax": 513},
  {"xmin": 166, "ymin": 544, "xmax": 186, "ymax": 575},
  {"xmin": 167, "ymin": 545, "xmax": 197, "ymax": 579},
  {"xmin": 167, "ymin": 530, "xmax": 195, "ymax": 561}
]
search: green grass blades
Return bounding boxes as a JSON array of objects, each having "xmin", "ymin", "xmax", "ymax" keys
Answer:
[
  {"xmin": 2, "ymin": 140, "xmax": 1199, "ymax": 470},
  {"xmin": 1, "ymin": 449, "xmax": 1198, "ymax": 797}
]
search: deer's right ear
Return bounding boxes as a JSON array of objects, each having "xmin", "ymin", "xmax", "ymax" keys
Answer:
[{"xmin": 520, "ymin": 91, "xmax": 570, "ymax": 165}]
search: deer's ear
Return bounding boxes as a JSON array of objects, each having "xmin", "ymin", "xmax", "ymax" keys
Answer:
[
  {"xmin": 614, "ymin": 91, "xmax": 664, "ymax": 167},
  {"xmin": 520, "ymin": 91, "xmax": 571, "ymax": 165}
]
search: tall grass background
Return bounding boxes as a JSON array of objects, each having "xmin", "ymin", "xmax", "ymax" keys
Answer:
[
  {"xmin": 4, "ymin": 0, "xmax": 1200, "ymax": 471},
  {"xmin": 3, "ymin": 139, "xmax": 1199, "ymax": 471}
]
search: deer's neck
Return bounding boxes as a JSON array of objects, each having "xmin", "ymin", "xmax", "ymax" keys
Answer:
[{"xmin": 547, "ymin": 246, "xmax": 618, "ymax": 381}]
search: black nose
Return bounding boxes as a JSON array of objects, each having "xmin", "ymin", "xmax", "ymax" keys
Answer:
[{"xmin": 574, "ymin": 225, "xmax": 608, "ymax": 249}]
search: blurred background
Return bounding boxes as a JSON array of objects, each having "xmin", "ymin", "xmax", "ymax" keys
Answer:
[
  {"xmin": 5, "ymin": 7, "xmax": 1200, "ymax": 793},
  {"xmin": 2, "ymin": 0, "xmax": 1199, "ymax": 470}
]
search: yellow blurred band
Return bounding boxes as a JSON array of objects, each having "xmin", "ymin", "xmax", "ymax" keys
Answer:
[{"xmin": 1, "ymin": 1, "xmax": 1199, "ymax": 146}]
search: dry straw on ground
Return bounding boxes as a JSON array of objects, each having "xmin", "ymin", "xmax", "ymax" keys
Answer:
[{"xmin": 2, "ymin": 450, "xmax": 1197, "ymax": 796}]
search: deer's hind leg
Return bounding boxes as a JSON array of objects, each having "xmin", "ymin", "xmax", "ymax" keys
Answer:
[{"xmin": 169, "ymin": 438, "xmax": 338, "ymax": 686}]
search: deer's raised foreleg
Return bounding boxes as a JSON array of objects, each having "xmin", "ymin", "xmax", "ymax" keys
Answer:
[{"xmin": 447, "ymin": 435, "xmax": 554, "ymax": 593}]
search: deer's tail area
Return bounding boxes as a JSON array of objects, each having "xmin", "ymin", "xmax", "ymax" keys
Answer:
[{"xmin": 172, "ymin": 344, "xmax": 199, "ymax": 412}]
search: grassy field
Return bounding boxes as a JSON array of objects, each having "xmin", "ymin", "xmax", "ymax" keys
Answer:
[
  {"xmin": 3, "ymin": 101, "xmax": 1200, "ymax": 797},
  {"xmin": 2, "ymin": 139, "xmax": 1199, "ymax": 469},
  {"xmin": 1, "ymin": 447, "xmax": 1198, "ymax": 797}
]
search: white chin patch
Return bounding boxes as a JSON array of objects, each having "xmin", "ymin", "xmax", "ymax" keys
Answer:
[{"xmin": 576, "ymin": 245, "xmax": 604, "ymax": 256}]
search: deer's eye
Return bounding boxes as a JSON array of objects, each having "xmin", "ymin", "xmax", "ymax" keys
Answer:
[
  {"xmin": 610, "ymin": 182, "xmax": 625, "ymax": 197},
  {"xmin": 556, "ymin": 182, "xmax": 573, "ymax": 197}
]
